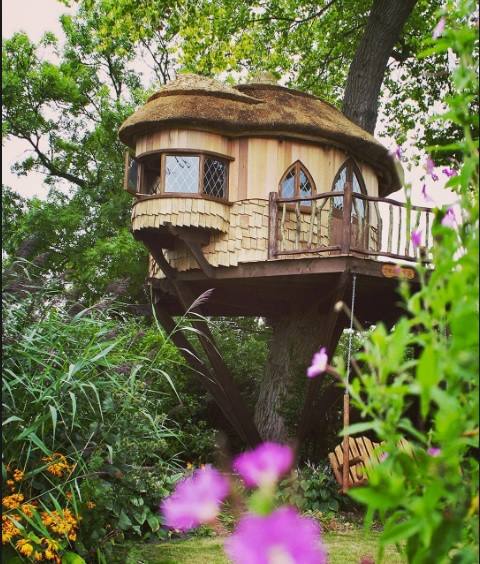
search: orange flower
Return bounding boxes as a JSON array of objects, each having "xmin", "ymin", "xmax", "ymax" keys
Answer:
[
  {"xmin": 16, "ymin": 538, "xmax": 34, "ymax": 557},
  {"xmin": 6, "ymin": 479, "xmax": 15, "ymax": 489},
  {"xmin": 42, "ymin": 453, "xmax": 72, "ymax": 478},
  {"xmin": 2, "ymin": 493, "xmax": 24, "ymax": 509},
  {"xmin": 86, "ymin": 501, "xmax": 96, "ymax": 509},
  {"xmin": 65, "ymin": 492, "xmax": 73, "ymax": 500},
  {"xmin": 33, "ymin": 551, "xmax": 44, "ymax": 561},
  {"xmin": 20, "ymin": 503, "xmax": 36, "ymax": 517},
  {"xmin": 2, "ymin": 516, "xmax": 21, "ymax": 543},
  {"xmin": 13, "ymin": 469, "xmax": 24, "ymax": 482}
]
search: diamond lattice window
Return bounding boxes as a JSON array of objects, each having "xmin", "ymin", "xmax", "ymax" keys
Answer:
[
  {"xmin": 164, "ymin": 156, "xmax": 200, "ymax": 193},
  {"xmin": 279, "ymin": 162, "xmax": 316, "ymax": 203},
  {"xmin": 203, "ymin": 158, "xmax": 227, "ymax": 198}
]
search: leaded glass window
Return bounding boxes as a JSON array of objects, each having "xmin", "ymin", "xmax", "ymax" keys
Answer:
[
  {"xmin": 279, "ymin": 161, "xmax": 316, "ymax": 203},
  {"xmin": 331, "ymin": 159, "xmax": 367, "ymax": 219},
  {"xmin": 203, "ymin": 158, "xmax": 227, "ymax": 199},
  {"xmin": 164, "ymin": 155, "xmax": 199, "ymax": 194}
]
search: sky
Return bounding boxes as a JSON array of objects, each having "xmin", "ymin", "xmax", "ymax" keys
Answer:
[{"xmin": 2, "ymin": 0, "xmax": 458, "ymax": 209}]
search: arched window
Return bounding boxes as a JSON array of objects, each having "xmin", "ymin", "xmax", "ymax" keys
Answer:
[
  {"xmin": 279, "ymin": 161, "xmax": 316, "ymax": 205},
  {"xmin": 331, "ymin": 159, "xmax": 367, "ymax": 219}
]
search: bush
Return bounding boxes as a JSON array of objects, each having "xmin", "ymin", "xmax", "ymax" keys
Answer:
[{"xmin": 1, "ymin": 261, "xmax": 205, "ymax": 561}]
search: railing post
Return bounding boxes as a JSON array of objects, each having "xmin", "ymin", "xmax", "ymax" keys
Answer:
[
  {"xmin": 342, "ymin": 181, "xmax": 353, "ymax": 254},
  {"xmin": 268, "ymin": 192, "xmax": 278, "ymax": 259}
]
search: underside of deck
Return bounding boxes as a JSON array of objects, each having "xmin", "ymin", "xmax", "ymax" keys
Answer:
[{"xmin": 149, "ymin": 254, "xmax": 418, "ymax": 325}]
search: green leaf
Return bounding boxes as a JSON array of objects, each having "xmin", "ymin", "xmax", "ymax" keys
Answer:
[
  {"xmin": 147, "ymin": 513, "xmax": 160, "ymax": 532},
  {"xmin": 381, "ymin": 519, "xmax": 421, "ymax": 545},
  {"xmin": 61, "ymin": 552, "xmax": 87, "ymax": 564},
  {"xmin": 117, "ymin": 510, "xmax": 133, "ymax": 530}
]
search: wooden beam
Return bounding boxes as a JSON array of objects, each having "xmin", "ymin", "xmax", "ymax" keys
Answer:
[
  {"xmin": 153, "ymin": 303, "xmax": 247, "ymax": 435},
  {"xmin": 138, "ymin": 231, "xmax": 261, "ymax": 447}
]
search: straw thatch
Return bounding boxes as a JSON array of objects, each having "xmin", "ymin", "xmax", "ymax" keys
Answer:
[{"xmin": 119, "ymin": 74, "xmax": 401, "ymax": 196}]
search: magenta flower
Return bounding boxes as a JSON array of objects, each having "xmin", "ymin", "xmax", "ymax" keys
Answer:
[
  {"xmin": 427, "ymin": 447, "xmax": 441, "ymax": 457},
  {"xmin": 433, "ymin": 17, "xmax": 446, "ymax": 39},
  {"xmin": 441, "ymin": 207, "xmax": 457, "ymax": 228},
  {"xmin": 389, "ymin": 145, "xmax": 403, "ymax": 160},
  {"xmin": 442, "ymin": 167, "xmax": 457, "ymax": 178},
  {"xmin": 421, "ymin": 184, "xmax": 434, "ymax": 204},
  {"xmin": 411, "ymin": 230, "xmax": 422, "ymax": 249},
  {"xmin": 233, "ymin": 442, "xmax": 294, "ymax": 488},
  {"xmin": 307, "ymin": 347, "xmax": 328, "ymax": 378},
  {"xmin": 426, "ymin": 156, "xmax": 436, "ymax": 175},
  {"xmin": 431, "ymin": 173, "xmax": 439, "ymax": 182},
  {"xmin": 225, "ymin": 507, "xmax": 327, "ymax": 564},
  {"xmin": 161, "ymin": 466, "xmax": 229, "ymax": 531}
]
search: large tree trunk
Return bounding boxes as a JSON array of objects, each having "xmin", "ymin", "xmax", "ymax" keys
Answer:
[
  {"xmin": 342, "ymin": 0, "xmax": 418, "ymax": 133},
  {"xmin": 255, "ymin": 310, "xmax": 328, "ymax": 442}
]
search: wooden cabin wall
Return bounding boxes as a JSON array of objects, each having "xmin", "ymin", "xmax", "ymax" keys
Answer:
[
  {"xmin": 133, "ymin": 129, "xmax": 381, "ymax": 278},
  {"xmin": 135, "ymin": 129, "xmax": 379, "ymax": 202}
]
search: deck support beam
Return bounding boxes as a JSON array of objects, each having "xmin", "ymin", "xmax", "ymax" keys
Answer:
[{"xmin": 137, "ymin": 229, "xmax": 261, "ymax": 447}]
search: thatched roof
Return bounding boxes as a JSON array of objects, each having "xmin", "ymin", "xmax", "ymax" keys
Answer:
[{"xmin": 119, "ymin": 74, "xmax": 402, "ymax": 196}]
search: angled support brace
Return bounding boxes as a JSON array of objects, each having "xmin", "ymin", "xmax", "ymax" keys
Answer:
[
  {"xmin": 167, "ymin": 226, "xmax": 216, "ymax": 279},
  {"xmin": 153, "ymin": 303, "xmax": 250, "ymax": 440},
  {"xmin": 138, "ymin": 231, "xmax": 260, "ymax": 446}
]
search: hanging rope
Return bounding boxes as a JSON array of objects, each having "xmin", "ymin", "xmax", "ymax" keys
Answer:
[
  {"xmin": 346, "ymin": 274, "xmax": 357, "ymax": 386},
  {"xmin": 342, "ymin": 274, "xmax": 357, "ymax": 493}
]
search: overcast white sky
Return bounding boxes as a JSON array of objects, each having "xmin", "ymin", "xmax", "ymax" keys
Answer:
[{"xmin": 2, "ymin": 0, "xmax": 457, "ymax": 208}]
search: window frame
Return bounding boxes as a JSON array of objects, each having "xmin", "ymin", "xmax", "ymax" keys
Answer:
[
  {"xmin": 331, "ymin": 158, "xmax": 368, "ymax": 219},
  {"xmin": 125, "ymin": 149, "xmax": 232, "ymax": 200},
  {"xmin": 160, "ymin": 152, "xmax": 230, "ymax": 201},
  {"xmin": 278, "ymin": 160, "xmax": 316, "ymax": 206}
]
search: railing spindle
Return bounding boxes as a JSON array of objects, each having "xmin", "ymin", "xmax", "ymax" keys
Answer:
[
  {"xmin": 397, "ymin": 206, "xmax": 402, "ymax": 255},
  {"xmin": 308, "ymin": 200, "xmax": 316, "ymax": 248},
  {"xmin": 280, "ymin": 202, "xmax": 287, "ymax": 252},
  {"xmin": 405, "ymin": 205, "xmax": 412, "ymax": 256},
  {"xmin": 295, "ymin": 202, "xmax": 301, "ymax": 249},
  {"xmin": 425, "ymin": 211, "xmax": 430, "ymax": 250},
  {"xmin": 387, "ymin": 204, "xmax": 393, "ymax": 254}
]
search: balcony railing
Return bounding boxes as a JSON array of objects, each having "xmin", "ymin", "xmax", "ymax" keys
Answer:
[{"xmin": 268, "ymin": 187, "xmax": 434, "ymax": 263}]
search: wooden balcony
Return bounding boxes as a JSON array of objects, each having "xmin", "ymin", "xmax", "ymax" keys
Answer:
[{"xmin": 268, "ymin": 188, "xmax": 434, "ymax": 264}]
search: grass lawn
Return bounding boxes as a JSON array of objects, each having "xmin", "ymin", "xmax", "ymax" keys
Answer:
[{"xmin": 113, "ymin": 530, "xmax": 405, "ymax": 563}]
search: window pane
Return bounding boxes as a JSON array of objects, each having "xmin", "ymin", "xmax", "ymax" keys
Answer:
[
  {"xmin": 281, "ymin": 168, "xmax": 295, "ymax": 198},
  {"xmin": 140, "ymin": 153, "xmax": 161, "ymax": 194},
  {"xmin": 299, "ymin": 169, "xmax": 313, "ymax": 205},
  {"xmin": 126, "ymin": 156, "xmax": 138, "ymax": 192},
  {"xmin": 165, "ymin": 156, "xmax": 199, "ymax": 193},
  {"xmin": 352, "ymin": 172, "xmax": 365, "ymax": 218},
  {"xmin": 203, "ymin": 158, "xmax": 227, "ymax": 198},
  {"xmin": 332, "ymin": 166, "xmax": 347, "ymax": 209}
]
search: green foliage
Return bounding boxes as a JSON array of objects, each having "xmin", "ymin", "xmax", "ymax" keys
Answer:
[
  {"xmin": 277, "ymin": 463, "xmax": 344, "ymax": 515},
  {"xmin": 1, "ymin": 260, "xmax": 213, "ymax": 560},
  {"xmin": 337, "ymin": 2, "xmax": 479, "ymax": 561}
]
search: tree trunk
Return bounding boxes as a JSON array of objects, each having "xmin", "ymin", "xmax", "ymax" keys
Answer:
[
  {"xmin": 254, "ymin": 310, "xmax": 330, "ymax": 442},
  {"xmin": 342, "ymin": 0, "xmax": 418, "ymax": 133}
]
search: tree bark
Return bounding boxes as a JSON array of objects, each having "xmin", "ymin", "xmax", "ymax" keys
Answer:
[
  {"xmin": 254, "ymin": 310, "xmax": 330, "ymax": 442},
  {"xmin": 342, "ymin": 0, "xmax": 418, "ymax": 133}
]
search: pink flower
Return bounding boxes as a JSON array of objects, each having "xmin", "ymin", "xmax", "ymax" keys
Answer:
[
  {"xmin": 379, "ymin": 452, "xmax": 389, "ymax": 462},
  {"xmin": 421, "ymin": 184, "xmax": 434, "ymax": 204},
  {"xmin": 225, "ymin": 507, "xmax": 327, "ymax": 564},
  {"xmin": 441, "ymin": 207, "xmax": 457, "ymax": 228},
  {"xmin": 233, "ymin": 442, "xmax": 294, "ymax": 488},
  {"xmin": 431, "ymin": 173, "xmax": 439, "ymax": 182},
  {"xmin": 389, "ymin": 145, "xmax": 403, "ymax": 160},
  {"xmin": 161, "ymin": 466, "xmax": 229, "ymax": 531},
  {"xmin": 307, "ymin": 347, "xmax": 328, "ymax": 378},
  {"xmin": 427, "ymin": 447, "xmax": 441, "ymax": 457},
  {"xmin": 411, "ymin": 230, "xmax": 422, "ymax": 249},
  {"xmin": 433, "ymin": 17, "xmax": 446, "ymax": 39},
  {"xmin": 426, "ymin": 156, "xmax": 436, "ymax": 175},
  {"xmin": 442, "ymin": 167, "xmax": 457, "ymax": 177}
]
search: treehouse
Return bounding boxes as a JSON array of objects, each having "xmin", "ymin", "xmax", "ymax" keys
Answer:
[{"xmin": 119, "ymin": 74, "xmax": 434, "ymax": 446}]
